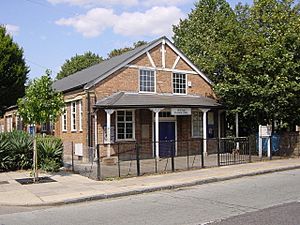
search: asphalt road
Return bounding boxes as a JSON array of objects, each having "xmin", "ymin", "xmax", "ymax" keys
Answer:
[{"xmin": 1, "ymin": 169, "xmax": 300, "ymax": 225}]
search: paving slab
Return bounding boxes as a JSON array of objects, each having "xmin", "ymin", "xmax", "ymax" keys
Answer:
[{"xmin": 0, "ymin": 158, "xmax": 299, "ymax": 206}]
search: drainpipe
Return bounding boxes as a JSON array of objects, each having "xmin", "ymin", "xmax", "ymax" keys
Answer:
[{"xmin": 86, "ymin": 91, "xmax": 91, "ymax": 157}]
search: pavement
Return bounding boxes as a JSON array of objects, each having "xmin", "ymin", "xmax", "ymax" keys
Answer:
[{"xmin": 0, "ymin": 158, "xmax": 300, "ymax": 207}]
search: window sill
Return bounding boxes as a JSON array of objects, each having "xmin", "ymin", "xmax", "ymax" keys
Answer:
[{"xmin": 71, "ymin": 130, "xmax": 77, "ymax": 133}]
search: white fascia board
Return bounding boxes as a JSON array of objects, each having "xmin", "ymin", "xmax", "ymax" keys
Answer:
[
  {"xmin": 84, "ymin": 37, "xmax": 166, "ymax": 90},
  {"xmin": 164, "ymin": 39, "xmax": 213, "ymax": 85}
]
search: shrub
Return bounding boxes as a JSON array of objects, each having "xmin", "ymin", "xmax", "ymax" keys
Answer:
[
  {"xmin": 0, "ymin": 131, "xmax": 33, "ymax": 171},
  {"xmin": 37, "ymin": 136, "xmax": 63, "ymax": 172}
]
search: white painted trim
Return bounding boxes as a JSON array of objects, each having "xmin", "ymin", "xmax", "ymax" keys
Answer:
[
  {"xmin": 126, "ymin": 65, "xmax": 198, "ymax": 75},
  {"xmin": 62, "ymin": 107, "xmax": 67, "ymax": 132},
  {"xmin": 115, "ymin": 109, "xmax": 136, "ymax": 142},
  {"xmin": 84, "ymin": 37, "xmax": 212, "ymax": 90},
  {"xmin": 65, "ymin": 96, "xmax": 83, "ymax": 103},
  {"xmin": 172, "ymin": 56, "xmax": 180, "ymax": 69},
  {"xmin": 146, "ymin": 51, "xmax": 156, "ymax": 68},
  {"xmin": 71, "ymin": 101, "xmax": 77, "ymax": 132},
  {"xmin": 79, "ymin": 100, "xmax": 83, "ymax": 131},
  {"xmin": 161, "ymin": 40, "xmax": 166, "ymax": 68},
  {"xmin": 138, "ymin": 68, "xmax": 156, "ymax": 93},
  {"xmin": 164, "ymin": 38, "xmax": 212, "ymax": 85},
  {"xmin": 172, "ymin": 72, "xmax": 187, "ymax": 95},
  {"xmin": 191, "ymin": 110, "xmax": 203, "ymax": 138}
]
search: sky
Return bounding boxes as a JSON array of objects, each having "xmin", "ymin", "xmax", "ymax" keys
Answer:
[{"xmin": 1, "ymin": 0, "xmax": 251, "ymax": 80}]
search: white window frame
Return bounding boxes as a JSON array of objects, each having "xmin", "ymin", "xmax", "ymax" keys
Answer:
[
  {"xmin": 79, "ymin": 100, "xmax": 83, "ymax": 131},
  {"xmin": 71, "ymin": 101, "xmax": 77, "ymax": 131},
  {"xmin": 139, "ymin": 69, "xmax": 156, "ymax": 93},
  {"xmin": 172, "ymin": 73, "xmax": 187, "ymax": 95},
  {"xmin": 116, "ymin": 110, "xmax": 135, "ymax": 141},
  {"xmin": 191, "ymin": 111, "xmax": 203, "ymax": 138},
  {"xmin": 41, "ymin": 123, "xmax": 47, "ymax": 132},
  {"xmin": 62, "ymin": 107, "xmax": 67, "ymax": 132},
  {"xmin": 6, "ymin": 116, "xmax": 12, "ymax": 132}
]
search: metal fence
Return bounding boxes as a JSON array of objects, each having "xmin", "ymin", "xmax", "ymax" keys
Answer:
[{"xmin": 64, "ymin": 133, "xmax": 300, "ymax": 180}]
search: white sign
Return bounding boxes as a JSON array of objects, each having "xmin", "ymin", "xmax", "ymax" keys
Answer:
[
  {"xmin": 171, "ymin": 108, "xmax": 191, "ymax": 116},
  {"xmin": 74, "ymin": 143, "xmax": 83, "ymax": 156},
  {"xmin": 259, "ymin": 125, "xmax": 272, "ymax": 137}
]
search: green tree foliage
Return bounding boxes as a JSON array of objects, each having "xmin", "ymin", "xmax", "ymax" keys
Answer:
[
  {"xmin": 173, "ymin": 0, "xmax": 300, "ymax": 131},
  {"xmin": 173, "ymin": 0, "xmax": 240, "ymax": 83},
  {"xmin": 0, "ymin": 25, "xmax": 29, "ymax": 116},
  {"xmin": 216, "ymin": 0, "xmax": 300, "ymax": 130},
  {"xmin": 56, "ymin": 51, "xmax": 103, "ymax": 80},
  {"xmin": 17, "ymin": 70, "xmax": 64, "ymax": 127},
  {"xmin": 107, "ymin": 41, "xmax": 148, "ymax": 58}
]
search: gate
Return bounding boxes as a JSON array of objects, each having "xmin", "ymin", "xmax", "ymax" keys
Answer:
[{"xmin": 218, "ymin": 137, "xmax": 251, "ymax": 166}]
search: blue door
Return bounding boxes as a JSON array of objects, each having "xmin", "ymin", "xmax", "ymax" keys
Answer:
[{"xmin": 159, "ymin": 122, "xmax": 175, "ymax": 157}]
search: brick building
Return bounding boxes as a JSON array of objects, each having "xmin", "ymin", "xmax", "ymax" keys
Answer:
[{"xmin": 53, "ymin": 37, "xmax": 224, "ymax": 162}]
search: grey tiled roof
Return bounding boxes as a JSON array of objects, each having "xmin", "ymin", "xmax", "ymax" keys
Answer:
[
  {"xmin": 52, "ymin": 38, "xmax": 161, "ymax": 92},
  {"xmin": 94, "ymin": 92, "xmax": 221, "ymax": 109}
]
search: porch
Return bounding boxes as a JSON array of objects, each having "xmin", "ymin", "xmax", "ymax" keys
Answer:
[{"xmin": 93, "ymin": 92, "xmax": 224, "ymax": 159}]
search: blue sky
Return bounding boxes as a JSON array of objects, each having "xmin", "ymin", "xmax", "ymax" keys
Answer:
[{"xmin": 1, "ymin": 0, "xmax": 251, "ymax": 80}]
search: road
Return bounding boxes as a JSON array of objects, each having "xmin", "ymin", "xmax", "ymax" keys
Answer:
[{"xmin": 1, "ymin": 169, "xmax": 300, "ymax": 225}]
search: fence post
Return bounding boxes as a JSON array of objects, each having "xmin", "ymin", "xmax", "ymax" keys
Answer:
[
  {"xmin": 171, "ymin": 141, "xmax": 175, "ymax": 172},
  {"xmin": 136, "ymin": 143, "xmax": 141, "ymax": 176},
  {"xmin": 201, "ymin": 139, "xmax": 204, "ymax": 168},
  {"xmin": 96, "ymin": 144, "xmax": 101, "ymax": 181},
  {"xmin": 217, "ymin": 138, "xmax": 220, "ymax": 166},
  {"xmin": 71, "ymin": 141, "xmax": 74, "ymax": 172}
]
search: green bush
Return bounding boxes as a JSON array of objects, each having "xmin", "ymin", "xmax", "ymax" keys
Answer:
[
  {"xmin": 37, "ymin": 136, "xmax": 63, "ymax": 172},
  {"xmin": 0, "ymin": 131, "xmax": 33, "ymax": 171}
]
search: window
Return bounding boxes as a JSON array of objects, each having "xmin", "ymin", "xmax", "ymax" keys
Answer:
[
  {"xmin": 173, "ymin": 73, "xmax": 186, "ymax": 94},
  {"xmin": 79, "ymin": 100, "xmax": 83, "ymax": 131},
  {"xmin": 116, "ymin": 110, "xmax": 135, "ymax": 140},
  {"xmin": 140, "ymin": 69, "xmax": 155, "ymax": 92},
  {"xmin": 6, "ymin": 116, "xmax": 12, "ymax": 132},
  {"xmin": 62, "ymin": 107, "xmax": 67, "ymax": 132},
  {"xmin": 41, "ymin": 123, "xmax": 47, "ymax": 132},
  {"xmin": 192, "ymin": 111, "xmax": 203, "ymax": 138},
  {"xmin": 71, "ymin": 102, "xmax": 76, "ymax": 131}
]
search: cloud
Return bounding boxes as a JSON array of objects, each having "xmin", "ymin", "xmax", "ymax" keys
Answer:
[
  {"xmin": 141, "ymin": 0, "xmax": 192, "ymax": 7},
  {"xmin": 56, "ymin": 8, "xmax": 117, "ymax": 37},
  {"xmin": 114, "ymin": 7, "xmax": 184, "ymax": 36},
  {"xmin": 55, "ymin": 6, "xmax": 184, "ymax": 38},
  {"xmin": 5, "ymin": 24, "xmax": 20, "ymax": 36},
  {"xmin": 48, "ymin": 0, "xmax": 138, "ymax": 7}
]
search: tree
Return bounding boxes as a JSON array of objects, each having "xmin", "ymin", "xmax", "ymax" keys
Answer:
[
  {"xmin": 173, "ymin": 0, "xmax": 300, "ymax": 131},
  {"xmin": 56, "ymin": 51, "xmax": 103, "ymax": 80},
  {"xmin": 214, "ymin": 0, "xmax": 300, "ymax": 131},
  {"xmin": 107, "ymin": 41, "xmax": 148, "ymax": 58},
  {"xmin": 18, "ymin": 70, "xmax": 64, "ymax": 126},
  {"xmin": 0, "ymin": 25, "xmax": 29, "ymax": 116},
  {"xmin": 17, "ymin": 70, "xmax": 64, "ymax": 181},
  {"xmin": 173, "ymin": 0, "xmax": 240, "ymax": 83}
]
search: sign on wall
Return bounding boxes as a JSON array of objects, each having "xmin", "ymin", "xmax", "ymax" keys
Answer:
[{"xmin": 171, "ymin": 108, "xmax": 191, "ymax": 116}]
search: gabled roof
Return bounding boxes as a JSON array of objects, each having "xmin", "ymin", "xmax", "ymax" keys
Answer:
[
  {"xmin": 53, "ymin": 36, "xmax": 212, "ymax": 93},
  {"xmin": 94, "ymin": 92, "xmax": 221, "ymax": 109}
]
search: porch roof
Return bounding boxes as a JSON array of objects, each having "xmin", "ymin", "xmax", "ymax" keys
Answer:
[{"xmin": 94, "ymin": 92, "xmax": 222, "ymax": 109}]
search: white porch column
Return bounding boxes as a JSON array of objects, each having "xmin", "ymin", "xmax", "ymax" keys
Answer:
[
  {"xmin": 199, "ymin": 108, "xmax": 210, "ymax": 156},
  {"xmin": 235, "ymin": 112, "xmax": 239, "ymax": 149},
  {"xmin": 105, "ymin": 109, "xmax": 115, "ymax": 158},
  {"xmin": 150, "ymin": 108, "xmax": 164, "ymax": 158},
  {"xmin": 94, "ymin": 110, "xmax": 98, "ymax": 150}
]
